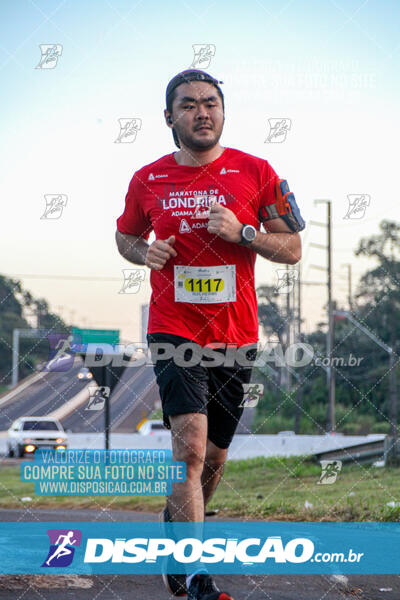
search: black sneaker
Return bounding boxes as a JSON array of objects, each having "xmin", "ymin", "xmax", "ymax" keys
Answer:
[
  {"xmin": 159, "ymin": 506, "xmax": 187, "ymax": 596},
  {"xmin": 187, "ymin": 573, "xmax": 234, "ymax": 600}
]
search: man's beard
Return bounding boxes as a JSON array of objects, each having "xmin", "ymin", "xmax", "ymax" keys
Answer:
[{"xmin": 174, "ymin": 126, "xmax": 222, "ymax": 151}]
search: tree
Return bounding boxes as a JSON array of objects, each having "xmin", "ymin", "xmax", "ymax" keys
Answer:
[
  {"xmin": 0, "ymin": 275, "xmax": 69, "ymax": 386},
  {"xmin": 254, "ymin": 220, "xmax": 400, "ymax": 436}
]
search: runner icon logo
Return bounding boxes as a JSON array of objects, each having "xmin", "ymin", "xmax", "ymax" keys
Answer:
[
  {"xmin": 119, "ymin": 269, "xmax": 145, "ymax": 294},
  {"xmin": 41, "ymin": 194, "xmax": 68, "ymax": 220},
  {"xmin": 240, "ymin": 383, "xmax": 264, "ymax": 407},
  {"xmin": 36, "ymin": 44, "xmax": 63, "ymax": 69},
  {"xmin": 115, "ymin": 118, "xmax": 142, "ymax": 144},
  {"xmin": 190, "ymin": 44, "xmax": 216, "ymax": 69},
  {"xmin": 265, "ymin": 118, "xmax": 292, "ymax": 143},
  {"xmin": 86, "ymin": 386, "xmax": 110, "ymax": 411},
  {"xmin": 42, "ymin": 529, "xmax": 82, "ymax": 567},
  {"xmin": 344, "ymin": 194, "xmax": 370, "ymax": 220},
  {"xmin": 318, "ymin": 460, "xmax": 342, "ymax": 485},
  {"xmin": 275, "ymin": 269, "xmax": 298, "ymax": 294}
]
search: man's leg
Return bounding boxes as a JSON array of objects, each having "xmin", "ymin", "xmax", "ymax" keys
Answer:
[
  {"xmin": 201, "ymin": 439, "xmax": 227, "ymax": 508},
  {"xmin": 148, "ymin": 333, "xmax": 233, "ymax": 597},
  {"xmin": 167, "ymin": 412, "xmax": 208, "ymax": 522},
  {"xmin": 202, "ymin": 345, "xmax": 258, "ymax": 508}
]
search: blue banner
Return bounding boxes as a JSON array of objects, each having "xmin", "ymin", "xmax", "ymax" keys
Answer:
[
  {"xmin": 20, "ymin": 449, "xmax": 186, "ymax": 496},
  {"xmin": 0, "ymin": 522, "xmax": 399, "ymax": 574}
]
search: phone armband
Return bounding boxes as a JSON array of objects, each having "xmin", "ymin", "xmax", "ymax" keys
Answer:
[{"xmin": 258, "ymin": 179, "xmax": 305, "ymax": 232}]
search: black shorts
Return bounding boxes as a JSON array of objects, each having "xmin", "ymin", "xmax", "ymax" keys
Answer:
[{"xmin": 147, "ymin": 332, "xmax": 257, "ymax": 450}]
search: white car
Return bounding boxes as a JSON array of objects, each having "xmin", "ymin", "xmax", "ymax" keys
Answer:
[
  {"xmin": 7, "ymin": 417, "xmax": 68, "ymax": 457},
  {"xmin": 137, "ymin": 420, "xmax": 169, "ymax": 436}
]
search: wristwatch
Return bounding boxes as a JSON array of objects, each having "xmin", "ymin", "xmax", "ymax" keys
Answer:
[{"xmin": 239, "ymin": 224, "xmax": 257, "ymax": 246}]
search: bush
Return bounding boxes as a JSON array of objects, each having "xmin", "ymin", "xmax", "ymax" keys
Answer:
[
  {"xmin": 341, "ymin": 415, "xmax": 377, "ymax": 435},
  {"xmin": 298, "ymin": 417, "xmax": 320, "ymax": 434},
  {"xmin": 341, "ymin": 422, "xmax": 360, "ymax": 435},
  {"xmin": 370, "ymin": 422, "xmax": 391, "ymax": 434},
  {"xmin": 252, "ymin": 415, "xmax": 295, "ymax": 434}
]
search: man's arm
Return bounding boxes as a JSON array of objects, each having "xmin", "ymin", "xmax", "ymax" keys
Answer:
[
  {"xmin": 115, "ymin": 231, "xmax": 149, "ymax": 265},
  {"xmin": 115, "ymin": 230, "xmax": 177, "ymax": 270},
  {"xmin": 249, "ymin": 218, "xmax": 301, "ymax": 265},
  {"xmin": 207, "ymin": 203, "xmax": 302, "ymax": 265}
]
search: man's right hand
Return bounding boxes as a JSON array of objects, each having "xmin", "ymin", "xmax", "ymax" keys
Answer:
[{"xmin": 145, "ymin": 235, "xmax": 177, "ymax": 270}]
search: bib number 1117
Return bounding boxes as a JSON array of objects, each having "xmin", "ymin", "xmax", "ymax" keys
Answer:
[{"xmin": 185, "ymin": 278, "xmax": 224, "ymax": 293}]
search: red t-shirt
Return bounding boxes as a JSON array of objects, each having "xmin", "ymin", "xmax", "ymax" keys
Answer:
[{"xmin": 116, "ymin": 146, "xmax": 279, "ymax": 346}]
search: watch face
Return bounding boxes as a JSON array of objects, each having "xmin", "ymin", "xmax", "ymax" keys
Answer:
[{"xmin": 243, "ymin": 225, "xmax": 256, "ymax": 242}]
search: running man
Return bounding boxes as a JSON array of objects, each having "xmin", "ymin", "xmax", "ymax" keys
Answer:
[
  {"xmin": 45, "ymin": 531, "xmax": 77, "ymax": 566},
  {"xmin": 116, "ymin": 69, "xmax": 304, "ymax": 600},
  {"xmin": 45, "ymin": 334, "xmax": 73, "ymax": 371}
]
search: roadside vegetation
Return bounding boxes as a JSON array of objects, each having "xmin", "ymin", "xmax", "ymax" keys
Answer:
[{"xmin": 1, "ymin": 456, "xmax": 399, "ymax": 521}]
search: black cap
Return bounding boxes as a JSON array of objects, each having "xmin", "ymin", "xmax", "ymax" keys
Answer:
[{"xmin": 165, "ymin": 69, "xmax": 223, "ymax": 108}]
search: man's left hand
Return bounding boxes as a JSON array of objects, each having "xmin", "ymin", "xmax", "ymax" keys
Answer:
[{"xmin": 207, "ymin": 203, "xmax": 242, "ymax": 243}]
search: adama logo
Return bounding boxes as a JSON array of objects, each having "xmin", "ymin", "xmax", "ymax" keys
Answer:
[
  {"xmin": 220, "ymin": 167, "xmax": 240, "ymax": 174},
  {"xmin": 148, "ymin": 173, "xmax": 168, "ymax": 180},
  {"xmin": 42, "ymin": 529, "xmax": 82, "ymax": 567},
  {"xmin": 179, "ymin": 219, "xmax": 191, "ymax": 233}
]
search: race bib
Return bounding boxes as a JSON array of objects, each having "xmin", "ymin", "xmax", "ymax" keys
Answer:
[{"xmin": 174, "ymin": 265, "xmax": 236, "ymax": 304}]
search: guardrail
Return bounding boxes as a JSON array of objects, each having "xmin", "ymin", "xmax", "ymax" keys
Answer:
[
  {"xmin": 315, "ymin": 436, "xmax": 400, "ymax": 465},
  {"xmin": 314, "ymin": 438, "xmax": 386, "ymax": 465}
]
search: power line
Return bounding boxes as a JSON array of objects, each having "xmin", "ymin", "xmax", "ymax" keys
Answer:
[{"xmin": 4, "ymin": 273, "xmax": 122, "ymax": 281}]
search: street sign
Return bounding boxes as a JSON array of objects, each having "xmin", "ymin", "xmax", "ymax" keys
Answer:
[
  {"xmin": 71, "ymin": 328, "xmax": 119, "ymax": 346},
  {"xmin": 14, "ymin": 329, "xmax": 48, "ymax": 339},
  {"xmin": 71, "ymin": 329, "xmax": 127, "ymax": 451}
]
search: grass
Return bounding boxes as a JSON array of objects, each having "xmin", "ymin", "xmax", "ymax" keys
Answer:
[
  {"xmin": 0, "ymin": 385, "xmax": 9, "ymax": 397},
  {"xmin": 148, "ymin": 408, "xmax": 163, "ymax": 420},
  {"xmin": 1, "ymin": 456, "xmax": 400, "ymax": 521}
]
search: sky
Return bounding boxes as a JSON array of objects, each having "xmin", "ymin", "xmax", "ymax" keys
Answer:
[{"xmin": 0, "ymin": 0, "xmax": 399, "ymax": 343}]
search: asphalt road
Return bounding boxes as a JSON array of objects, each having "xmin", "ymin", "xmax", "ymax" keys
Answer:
[
  {"xmin": 0, "ymin": 360, "xmax": 160, "ymax": 436},
  {"xmin": 60, "ymin": 363, "xmax": 159, "ymax": 433},
  {"xmin": 0, "ymin": 364, "xmax": 84, "ymax": 431},
  {"xmin": 0, "ymin": 509, "xmax": 398, "ymax": 600}
]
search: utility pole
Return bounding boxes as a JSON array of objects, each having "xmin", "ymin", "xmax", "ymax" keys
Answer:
[
  {"xmin": 341, "ymin": 263, "xmax": 353, "ymax": 310},
  {"xmin": 389, "ymin": 350, "xmax": 398, "ymax": 444},
  {"xmin": 285, "ymin": 264, "xmax": 292, "ymax": 392},
  {"xmin": 294, "ymin": 263, "xmax": 303, "ymax": 434},
  {"xmin": 311, "ymin": 200, "xmax": 335, "ymax": 432}
]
